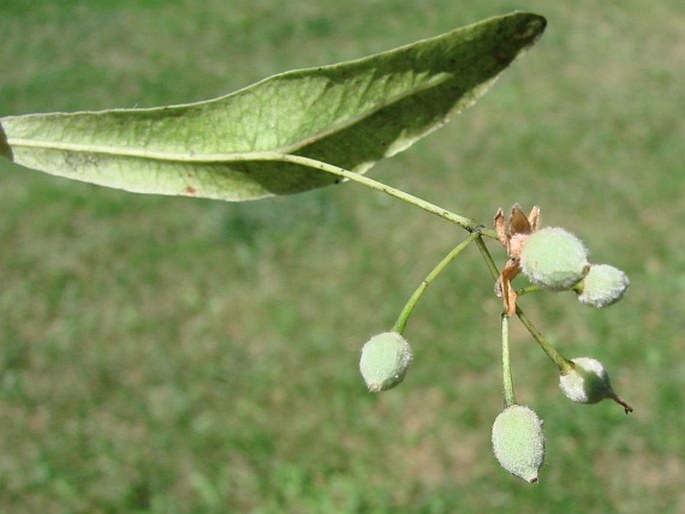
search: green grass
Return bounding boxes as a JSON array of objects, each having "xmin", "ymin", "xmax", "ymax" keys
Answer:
[{"xmin": 1, "ymin": 1, "xmax": 683, "ymax": 512}]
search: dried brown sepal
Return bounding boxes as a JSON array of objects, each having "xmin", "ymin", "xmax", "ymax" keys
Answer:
[
  {"xmin": 509, "ymin": 204, "xmax": 532, "ymax": 235},
  {"xmin": 494, "ymin": 205, "xmax": 541, "ymax": 315},
  {"xmin": 498, "ymin": 259, "xmax": 521, "ymax": 316},
  {"xmin": 495, "ymin": 208, "xmax": 508, "ymax": 248}
]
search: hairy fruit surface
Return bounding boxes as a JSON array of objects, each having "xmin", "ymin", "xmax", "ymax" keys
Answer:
[
  {"xmin": 520, "ymin": 227, "xmax": 589, "ymax": 290},
  {"xmin": 359, "ymin": 332, "xmax": 413, "ymax": 392},
  {"xmin": 577, "ymin": 264, "xmax": 629, "ymax": 308},
  {"xmin": 491, "ymin": 404, "xmax": 545, "ymax": 483}
]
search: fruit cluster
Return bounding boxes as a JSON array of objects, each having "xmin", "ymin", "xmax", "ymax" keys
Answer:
[{"xmin": 358, "ymin": 205, "xmax": 632, "ymax": 483}]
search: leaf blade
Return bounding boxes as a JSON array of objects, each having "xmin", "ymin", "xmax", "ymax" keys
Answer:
[{"xmin": 0, "ymin": 12, "xmax": 546, "ymax": 201}]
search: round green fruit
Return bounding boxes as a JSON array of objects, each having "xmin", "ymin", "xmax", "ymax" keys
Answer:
[
  {"xmin": 359, "ymin": 332, "xmax": 413, "ymax": 393},
  {"xmin": 577, "ymin": 264, "xmax": 629, "ymax": 308},
  {"xmin": 520, "ymin": 227, "xmax": 589, "ymax": 290},
  {"xmin": 559, "ymin": 357, "xmax": 614, "ymax": 404},
  {"xmin": 560, "ymin": 357, "xmax": 634, "ymax": 413}
]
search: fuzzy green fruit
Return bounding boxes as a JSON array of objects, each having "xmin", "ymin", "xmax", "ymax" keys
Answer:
[
  {"xmin": 520, "ymin": 227, "xmax": 589, "ymax": 290},
  {"xmin": 577, "ymin": 264, "xmax": 629, "ymax": 308},
  {"xmin": 491, "ymin": 405, "xmax": 545, "ymax": 483},
  {"xmin": 559, "ymin": 357, "xmax": 612, "ymax": 403},
  {"xmin": 559, "ymin": 357, "xmax": 633, "ymax": 413},
  {"xmin": 359, "ymin": 332, "xmax": 412, "ymax": 392}
]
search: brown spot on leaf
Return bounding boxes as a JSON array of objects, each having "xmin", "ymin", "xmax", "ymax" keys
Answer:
[{"xmin": 184, "ymin": 185, "xmax": 197, "ymax": 195}]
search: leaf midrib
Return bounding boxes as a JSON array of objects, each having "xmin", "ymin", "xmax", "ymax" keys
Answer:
[
  {"xmin": 5, "ymin": 138, "xmax": 292, "ymax": 164},
  {"xmin": 5, "ymin": 71, "xmax": 453, "ymax": 162}
]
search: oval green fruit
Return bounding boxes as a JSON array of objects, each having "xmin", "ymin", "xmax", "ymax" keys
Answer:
[
  {"xmin": 491, "ymin": 404, "xmax": 545, "ymax": 483},
  {"xmin": 560, "ymin": 357, "xmax": 634, "ymax": 413},
  {"xmin": 359, "ymin": 332, "xmax": 413, "ymax": 392},
  {"xmin": 577, "ymin": 264, "xmax": 629, "ymax": 308},
  {"xmin": 559, "ymin": 357, "xmax": 614, "ymax": 404},
  {"xmin": 520, "ymin": 227, "xmax": 589, "ymax": 290}
]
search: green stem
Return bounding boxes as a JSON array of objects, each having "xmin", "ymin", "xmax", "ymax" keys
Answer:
[
  {"xmin": 501, "ymin": 314, "xmax": 517, "ymax": 407},
  {"xmin": 515, "ymin": 307, "xmax": 573, "ymax": 372},
  {"xmin": 515, "ymin": 285, "xmax": 545, "ymax": 297},
  {"xmin": 277, "ymin": 154, "xmax": 498, "ymax": 239},
  {"xmin": 474, "ymin": 236, "xmax": 500, "ymax": 281},
  {"xmin": 475, "ymin": 236, "xmax": 573, "ymax": 373},
  {"xmin": 392, "ymin": 232, "xmax": 480, "ymax": 334},
  {"xmin": 286, "ymin": 147, "xmax": 570, "ymax": 377}
]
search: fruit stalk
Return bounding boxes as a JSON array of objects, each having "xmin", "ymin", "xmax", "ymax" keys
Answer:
[
  {"xmin": 501, "ymin": 313, "xmax": 517, "ymax": 407},
  {"xmin": 392, "ymin": 232, "xmax": 480, "ymax": 334}
]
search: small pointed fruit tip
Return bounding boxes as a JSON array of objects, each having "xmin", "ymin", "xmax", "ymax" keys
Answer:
[
  {"xmin": 366, "ymin": 382, "xmax": 381, "ymax": 393},
  {"xmin": 611, "ymin": 394, "xmax": 634, "ymax": 414},
  {"xmin": 359, "ymin": 332, "xmax": 413, "ymax": 393}
]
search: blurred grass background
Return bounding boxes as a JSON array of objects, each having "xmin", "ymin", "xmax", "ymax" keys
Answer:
[{"xmin": 0, "ymin": 0, "xmax": 683, "ymax": 512}]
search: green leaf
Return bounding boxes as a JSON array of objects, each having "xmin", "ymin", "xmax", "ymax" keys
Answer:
[{"xmin": 0, "ymin": 12, "xmax": 545, "ymax": 201}]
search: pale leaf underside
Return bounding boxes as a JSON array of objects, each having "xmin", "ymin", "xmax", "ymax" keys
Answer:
[{"xmin": 0, "ymin": 12, "xmax": 546, "ymax": 201}]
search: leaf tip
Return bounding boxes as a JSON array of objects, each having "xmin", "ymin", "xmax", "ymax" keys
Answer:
[{"xmin": 515, "ymin": 13, "xmax": 547, "ymax": 45}]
